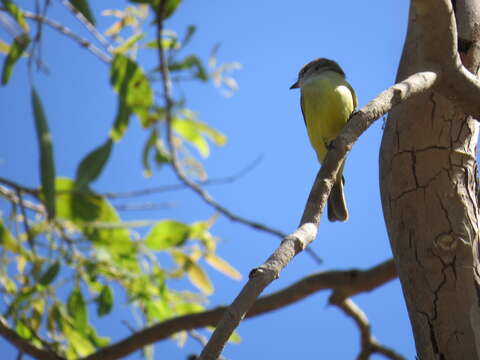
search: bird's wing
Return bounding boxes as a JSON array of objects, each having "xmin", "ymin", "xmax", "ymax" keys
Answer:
[
  {"xmin": 300, "ymin": 92, "xmax": 307, "ymax": 127},
  {"xmin": 346, "ymin": 82, "xmax": 358, "ymax": 109}
]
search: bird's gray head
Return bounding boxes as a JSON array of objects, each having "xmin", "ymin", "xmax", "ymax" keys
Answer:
[{"xmin": 290, "ymin": 58, "xmax": 345, "ymax": 89}]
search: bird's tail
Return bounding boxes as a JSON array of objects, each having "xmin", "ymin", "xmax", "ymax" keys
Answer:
[{"xmin": 328, "ymin": 174, "xmax": 348, "ymax": 222}]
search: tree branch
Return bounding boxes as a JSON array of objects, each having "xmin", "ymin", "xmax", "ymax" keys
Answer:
[
  {"xmin": 0, "ymin": 185, "xmax": 44, "ymax": 213},
  {"xmin": 23, "ymin": 11, "xmax": 112, "ymax": 63},
  {"xmin": 60, "ymin": 0, "xmax": 114, "ymax": 53},
  {"xmin": 0, "ymin": 318, "xmax": 63, "ymax": 360},
  {"xmin": 330, "ymin": 298, "xmax": 405, "ymax": 360},
  {"xmin": 82, "ymin": 258, "xmax": 396, "ymax": 360},
  {"xmin": 101, "ymin": 155, "xmax": 263, "ymax": 199},
  {"xmin": 197, "ymin": 71, "xmax": 437, "ymax": 360}
]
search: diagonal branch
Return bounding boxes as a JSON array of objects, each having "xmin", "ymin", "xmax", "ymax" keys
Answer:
[
  {"xmin": 59, "ymin": 0, "xmax": 113, "ymax": 53},
  {"xmin": 331, "ymin": 297, "xmax": 405, "ymax": 360},
  {"xmin": 197, "ymin": 71, "xmax": 438, "ymax": 360},
  {"xmin": 82, "ymin": 258, "xmax": 396, "ymax": 360},
  {"xmin": 23, "ymin": 11, "xmax": 111, "ymax": 63},
  {"xmin": 0, "ymin": 318, "xmax": 63, "ymax": 360},
  {"xmin": 101, "ymin": 156, "xmax": 263, "ymax": 199}
]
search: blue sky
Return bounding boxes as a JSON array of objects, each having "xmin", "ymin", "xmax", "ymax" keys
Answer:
[{"xmin": 0, "ymin": 1, "xmax": 414, "ymax": 359}]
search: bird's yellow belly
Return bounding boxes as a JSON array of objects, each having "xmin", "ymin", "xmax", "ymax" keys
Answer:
[{"xmin": 302, "ymin": 77, "xmax": 354, "ymax": 162}]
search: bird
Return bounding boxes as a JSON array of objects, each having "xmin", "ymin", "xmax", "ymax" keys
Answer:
[{"xmin": 290, "ymin": 58, "xmax": 357, "ymax": 221}]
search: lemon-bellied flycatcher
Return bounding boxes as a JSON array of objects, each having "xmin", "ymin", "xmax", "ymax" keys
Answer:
[{"xmin": 290, "ymin": 58, "xmax": 357, "ymax": 221}]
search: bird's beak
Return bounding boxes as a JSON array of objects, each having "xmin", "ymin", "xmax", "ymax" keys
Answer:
[{"xmin": 289, "ymin": 81, "xmax": 299, "ymax": 89}]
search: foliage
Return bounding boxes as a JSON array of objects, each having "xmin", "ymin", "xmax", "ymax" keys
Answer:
[{"xmin": 0, "ymin": 0, "xmax": 241, "ymax": 358}]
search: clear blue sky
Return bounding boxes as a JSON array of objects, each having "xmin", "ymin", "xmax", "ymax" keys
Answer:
[{"xmin": 0, "ymin": 1, "xmax": 414, "ymax": 359}]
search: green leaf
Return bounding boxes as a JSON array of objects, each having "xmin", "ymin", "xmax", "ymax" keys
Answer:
[
  {"xmin": 145, "ymin": 298, "xmax": 171, "ymax": 322},
  {"xmin": 110, "ymin": 99, "xmax": 131, "ymax": 141},
  {"xmin": 154, "ymin": 138, "xmax": 171, "ymax": 165},
  {"xmin": 15, "ymin": 320, "xmax": 32, "ymax": 340},
  {"xmin": 75, "ymin": 138, "xmax": 113, "ymax": 190},
  {"xmin": 129, "ymin": 0, "xmax": 181, "ymax": 19},
  {"xmin": 55, "ymin": 178, "xmax": 136, "ymax": 269},
  {"xmin": 205, "ymin": 254, "xmax": 241, "ymax": 280},
  {"xmin": 0, "ymin": 218, "xmax": 21, "ymax": 253},
  {"xmin": 32, "ymin": 88, "xmax": 56, "ymax": 219},
  {"xmin": 64, "ymin": 326, "xmax": 95, "ymax": 357},
  {"xmin": 114, "ymin": 33, "xmax": 144, "ymax": 54},
  {"xmin": 39, "ymin": 261, "xmax": 60, "ymax": 286},
  {"xmin": 142, "ymin": 128, "xmax": 158, "ymax": 177},
  {"xmin": 70, "ymin": 0, "xmax": 96, "ymax": 25},
  {"xmin": 2, "ymin": 0, "xmax": 29, "ymax": 31},
  {"xmin": 162, "ymin": 0, "xmax": 181, "ymax": 20},
  {"xmin": 144, "ymin": 38, "xmax": 179, "ymax": 50},
  {"xmin": 169, "ymin": 55, "xmax": 207, "ymax": 81},
  {"xmin": 145, "ymin": 220, "xmax": 190, "ymax": 250},
  {"xmin": 0, "ymin": 40, "xmax": 10, "ymax": 54},
  {"xmin": 186, "ymin": 261, "xmax": 213, "ymax": 295},
  {"xmin": 110, "ymin": 54, "xmax": 153, "ymax": 125},
  {"xmin": 181, "ymin": 109, "xmax": 226, "ymax": 146},
  {"xmin": 172, "ymin": 115, "xmax": 226, "ymax": 157},
  {"xmin": 172, "ymin": 118, "xmax": 209, "ymax": 157},
  {"xmin": 181, "ymin": 25, "xmax": 196, "ymax": 47},
  {"xmin": 96, "ymin": 285, "xmax": 113, "ymax": 316},
  {"xmin": 1, "ymin": 34, "xmax": 30, "ymax": 85},
  {"xmin": 67, "ymin": 288, "xmax": 87, "ymax": 332}
]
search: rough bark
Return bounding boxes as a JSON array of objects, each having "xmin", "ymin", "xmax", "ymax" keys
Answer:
[{"xmin": 380, "ymin": 1, "xmax": 480, "ymax": 358}]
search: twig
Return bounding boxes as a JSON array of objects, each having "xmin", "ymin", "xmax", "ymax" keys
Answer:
[
  {"xmin": 0, "ymin": 185, "xmax": 44, "ymax": 213},
  {"xmin": 0, "ymin": 177, "xmax": 39, "ymax": 196},
  {"xmin": 82, "ymin": 258, "xmax": 396, "ymax": 360},
  {"xmin": 197, "ymin": 71, "xmax": 438, "ymax": 360},
  {"xmin": 60, "ymin": 0, "xmax": 114, "ymax": 53},
  {"xmin": 23, "ymin": 11, "xmax": 111, "ymax": 63},
  {"xmin": 331, "ymin": 297, "xmax": 405, "ymax": 360},
  {"xmin": 156, "ymin": 6, "xmax": 280, "ymax": 236},
  {"xmin": 102, "ymin": 155, "xmax": 263, "ymax": 199},
  {"xmin": 15, "ymin": 189, "xmax": 35, "ymax": 251},
  {"xmin": 114, "ymin": 202, "xmax": 174, "ymax": 211}
]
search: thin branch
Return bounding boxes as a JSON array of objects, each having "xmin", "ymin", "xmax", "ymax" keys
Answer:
[
  {"xmin": 152, "ymin": 2, "xmax": 324, "ymax": 265},
  {"xmin": 331, "ymin": 298, "xmax": 405, "ymax": 360},
  {"xmin": 15, "ymin": 189, "xmax": 35, "ymax": 251},
  {"xmin": 197, "ymin": 71, "xmax": 438, "ymax": 360},
  {"xmin": 59, "ymin": 0, "xmax": 114, "ymax": 53},
  {"xmin": 102, "ymin": 155, "xmax": 263, "ymax": 199},
  {"xmin": 82, "ymin": 258, "xmax": 396, "ymax": 360},
  {"xmin": 23, "ymin": 11, "xmax": 112, "ymax": 63},
  {"xmin": 114, "ymin": 202, "xmax": 174, "ymax": 211},
  {"xmin": 0, "ymin": 318, "xmax": 63, "ymax": 360},
  {"xmin": 0, "ymin": 185, "xmax": 44, "ymax": 213},
  {"xmin": 154, "ymin": 2, "xmax": 286, "ymax": 237},
  {"xmin": 0, "ymin": 177, "xmax": 39, "ymax": 197}
]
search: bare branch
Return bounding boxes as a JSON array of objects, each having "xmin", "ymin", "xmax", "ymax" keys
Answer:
[
  {"xmin": 59, "ymin": 0, "xmax": 114, "ymax": 53},
  {"xmin": 197, "ymin": 71, "xmax": 437, "ymax": 360},
  {"xmin": 23, "ymin": 11, "xmax": 111, "ymax": 63},
  {"xmin": 0, "ymin": 185, "xmax": 44, "ymax": 213},
  {"xmin": 82, "ymin": 258, "xmax": 396, "ymax": 360},
  {"xmin": 331, "ymin": 298, "xmax": 405, "ymax": 360},
  {"xmin": 102, "ymin": 156, "xmax": 263, "ymax": 199},
  {"xmin": 154, "ymin": 2, "xmax": 289, "ymax": 238},
  {"xmin": 0, "ymin": 177, "xmax": 39, "ymax": 196},
  {"xmin": 0, "ymin": 319, "xmax": 63, "ymax": 360}
]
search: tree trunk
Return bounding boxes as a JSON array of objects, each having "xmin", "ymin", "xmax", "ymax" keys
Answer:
[{"xmin": 379, "ymin": 1, "xmax": 480, "ymax": 358}]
